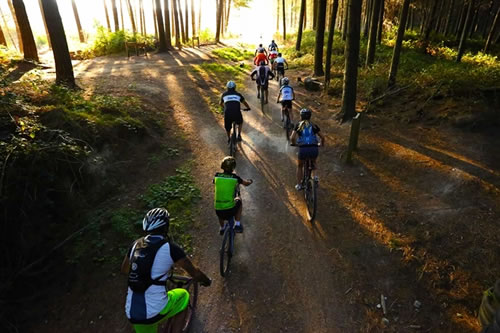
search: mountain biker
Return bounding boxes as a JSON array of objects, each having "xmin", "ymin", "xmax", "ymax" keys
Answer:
[
  {"xmin": 254, "ymin": 43, "xmax": 268, "ymax": 57},
  {"xmin": 276, "ymin": 77, "xmax": 296, "ymax": 123},
  {"xmin": 268, "ymin": 48, "xmax": 279, "ymax": 67},
  {"xmin": 290, "ymin": 108, "xmax": 325, "ymax": 191},
  {"xmin": 268, "ymin": 40, "xmax": 278, "ymax": 52},
  {"xmin": 250, "ymin": 60, "xmax": 275, "ymax": 103},
  {"xmin": 274, "ymin": 53, "xmax": 289, "ymax": 80},
  {"xmin": 220, "ymin": 81, "xmax": 251, "ymax": 142},
  {"xmin": 122, "ymin": 208, "xmax": 211, "ymax": 333},
  {"xmin": 214, "ymin": 156, "xmax": 253, "ymax": 234},
  {"xmin": 254, "ymin": 48, "xmax": 269, "ymax": 66}
]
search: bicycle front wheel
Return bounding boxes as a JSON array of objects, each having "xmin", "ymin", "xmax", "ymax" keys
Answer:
[
  {"xmin": 229, "ymin": 129, "xmax": 236, "ymax": 156},
  {"xmin": 219, "ymin": 228, "xmax": 232, "ymax": 277},
  {"xmin": 284, "ymin": 113, "xmax": 291, "ymax": 141},
  {"xmin": 305, "ymin": 178, "xmax": 317, "ymax": 222}
]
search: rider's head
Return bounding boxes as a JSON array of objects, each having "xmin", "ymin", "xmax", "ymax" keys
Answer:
[
  {"xmin": 272, "ymin": 40, "xmax": 275, "ymax": 43},
  {"xmin": 259, "ymin": 60, "xmax": 266, "ymax": 66},
  {"xmin": 143, "ymin": 208, "xmax": 170, "ymax": 234},
  {"xmin": 226, "ymin": 80, "xmax": 236, "ymax": 90},
  {"xmin": 281, "ymin": 77, "xmax": 289, "ymax": 85},
  {"xmin": 221, "ymin": 156, "xmax": 236, "ymax": 173},
  {"xmin": 278, "ymin": 53, "xmax": 282, "ymax": 57},
  {"xmin": 300, "ymin": 108, "xmax": 312, "ymax": 121},
  {"xmin": 259, "ymin": 44, "xmax": 263, "ymax": 47}
]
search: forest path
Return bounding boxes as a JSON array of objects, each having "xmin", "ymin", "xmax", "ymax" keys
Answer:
[{"xmin": 31, "ymin": 46, "xmax": 500, "ymax": 333}]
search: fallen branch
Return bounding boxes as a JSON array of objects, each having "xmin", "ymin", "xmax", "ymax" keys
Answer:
[
  {"xmin": 365, "ymin": 84, "xmax": 413, "ymax": 112},
  {"xmin": 381, "ymin": 294, "xmax": 387, "ymax": 315}
]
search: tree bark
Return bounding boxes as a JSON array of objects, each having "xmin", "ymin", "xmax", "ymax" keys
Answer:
[
  {"xmin": 313, "ymin": 0, "xmax": 327, "ymax": 76},
  {"xmin": 111, "ymin": 0, "xmax": 120, "ymax": 31},
  {"xmin": 215, "ymin": 0, "xmax": 222, "ymax": 42},
  {"xmin": 0, "ymin": 5, "xmax": 17, "ymax": 50},
  {"xmin": 40, "ymin": 0, "xmax": 74, "ymax": 87},
  {"xmin": 104, "ymin": 0, "xmax": 112, "ymax": 31},
  {"xmin": 0, "ymin": 25, "xmax": 6, "ymax": 46},
  {"xmin": 313, "ymin": 0, "xmax": 318, "ymax": 29},
  {"xmin": 153, "ymin": 0, "xmax": 158, "ymax": 39},
  {"xmin": 341, "ymin": 0, "xmax": 362, "ymax": 122},
  {"xmin": 8, "ymin": 0, "xmax": 23, "ymax": 53},
  {"xmin": 12, "ymin": 0, "xmax": 38, "ymax": 61},
  {"xmin": 423, "ymin": 0, "xmax": 438, "ymax": 42},
  {"xmin": 325, "ymin": 0, "xmax": 339, "ymax": 89},
  {"xmin": 455, "ymin": 2, "xmax": 467, "ymax": 37},
  {"xmin": 388, "ymin": 0, "xmax": 411, "ymax": 87},
  {"xmin": 283, "ymin": 0, "xmax": 287, "ymax": 39},
  {"xmin": 71, "ymin": 0, "xmax": 85, "ymax": 43},
  {"xmin": 225, "ymin": 0, "xmax": 231, "ymax": 32},
  {"xmin": 178, "ymin": 0, "xmax": 186, "ymax": 43},
  {"xmin": 457, "ymin": 0, "xmax": 475, "ymax": 62},
  {"xmin": 365, "ymin": 0, "xmax": 381, "ymax": 66},
  {"xmin": 164, "ymin": 0, "xmax": 172, "ymax": 47},
  {"xmin": 342, "ymin": 0, "xmax": 349, "ymax": 40},
  {"xmin": 198, "ymin": 0, "xmax": 201, "ymax": 35},
  {"xmin": 139, "ymin": 0, "xmax": 144, "ymax": 35},
  {"xmin": 296, "ymin": 0, "xmax": 306, "ymax": 50},
  {"xmin": 126, "ymin": 0, "xmax": 137, "ymax": 34},
  {"xmin": 363, "ymin": 0, "xmax": 372, "ymax": 38},
  {"xmin": 444, "ymin": 0, "xmax": 455, "ymax": 36},
  {"xmin": 277, "ymin": 0, "xmax": 280, "ymax": 31},
  {"xmin": 484, "ymin": 3, "xmax": 500, "ymax": 53},
  {"xmin": 185, "ymin": 0, "xmax": 189, "ymax": 39},
  {"xmin": 38, "ymin": 0, "xmax": 51, "ymax": 48},
  {"xmin": 173, "ymin": 0, "xmax": 181, "ymax": 46},
  {"xmin": 191, "ymin": 0, "xmax": 196, "ymax": 36},
  {"xmin": 155, "ymin": 0, "xmax": 167, "ymax": 51},
  {"xmin": 376, "ymin": 0, "xmax": 384, "ymax": 44}
]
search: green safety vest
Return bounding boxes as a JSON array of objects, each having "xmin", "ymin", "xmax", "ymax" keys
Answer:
[{"xmin": 214, "ymin": 173, "xmax": 239, "ymax": 210}]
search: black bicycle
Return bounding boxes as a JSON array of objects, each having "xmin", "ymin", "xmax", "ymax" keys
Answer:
[
  {"xmin": 280, "ymin": 103, "xmax": 293, "ymax": 141},
  {"xmin": 276, "ymin": 65, "xmax": 287, "ymax": 85},
  {"xmin": 163, "ymin": 273, "xmax": 199, "ymax": 333},
  {"xmin": 228, "ymin": 109, "xmax": 250, "ymax": 156},
  {"xmin": 302, "ymin": 157, "xmax": 319, "ymax": 222},
  {"xmin": 219, "ymin": 215, "xmax": 236, "ymax": 277}
]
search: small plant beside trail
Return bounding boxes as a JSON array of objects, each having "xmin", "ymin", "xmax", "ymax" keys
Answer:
[{"xmin": 212, "ymin": 47, "xmax": 253, "ymax": 62}]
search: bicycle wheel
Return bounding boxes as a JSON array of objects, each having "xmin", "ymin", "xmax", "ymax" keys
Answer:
[
  {"xmin": 260, "ymin": 89, "xmax": 265, "ymax": 113},
  {"xmin": 164, "ymin": 276, "xmax": 199, "ymax": 333},
  {"xmin": 219, "ymin": 227, "xmax": 232, "ymax": 277},
  {"xmin": 305, "ymin": 177, "xmax": 317, "ymax": 222},
  {"xmin": 284, "ymin": 111, "xmax": 291, "ymax": 141},
  {"xmin": 229, "ymin": 125, "xmax": 236, "ymax": 156}
]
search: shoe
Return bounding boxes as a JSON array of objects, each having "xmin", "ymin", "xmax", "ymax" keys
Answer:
[
  {"xmin": 234, "ymin": 223, "xmax": 243, "ymax": 233},
  {"xmin": 257, "ymin": 94, "xmax": 260, "ymax": 99},
  {"xmin": 295, "ymin": 184, "xmax": 303, "ymax": 191},
  {"xmin": 219, "ymin": 226, "xmax": 225, "ymax": 235},
  {"xmin": 237, "ymin": 135, "xmax": 242, "ymax": 142}
]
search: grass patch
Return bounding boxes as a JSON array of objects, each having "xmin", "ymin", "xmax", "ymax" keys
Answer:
[{"xmin": 212, "ymin": 47, "xmax": 253, "ymax": 62}]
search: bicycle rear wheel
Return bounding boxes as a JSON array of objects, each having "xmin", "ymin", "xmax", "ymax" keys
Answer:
[
  {"xmin": 305, "ymin": 177, "xmax": 317, "ymax": 222},
  {"xmin": 219, "ymin": 227, "xmax": 232, "ymax": 277},
  {"xmin": 229, "ymin": 124, "xmax": 237, "ymax": 156},
  {"xmin": 260, "ymin": 89, "xmax": 265, "ymax": 113},
  {"xmin": 284, "ymin": 111, "xmax": 291, "ymax": 141}
]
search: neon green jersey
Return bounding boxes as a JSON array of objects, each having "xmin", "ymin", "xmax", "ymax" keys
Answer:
[{"xmin": 214, "ymin": 172, "xmax": 243, "ymax": 210}]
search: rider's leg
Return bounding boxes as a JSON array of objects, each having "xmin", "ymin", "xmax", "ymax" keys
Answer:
[
  {"xmin": 237, "ymin": 121, "xmax": 243, "ymax": 140},
  {"xmin": 265, "ymin": 87, "xmax": 269, "ymax": 103},
  {"xmin": 256, "ymin": 84, "xmax": 260, "ymax": 98},
  {"xmin": 296, "ymin": 159, "xmax": 304, "ymax": 189},
  {"xmin": 233, "ymin": 199, "xmax": 243, "ymax": 232}
]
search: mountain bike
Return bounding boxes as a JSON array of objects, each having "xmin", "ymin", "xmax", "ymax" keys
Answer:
[
  {"xmin": 162, "ymin": 273, "xmax": 199, "ymax": 333},
  {"xmin": 228, "ymin": 109, "xmax": 250, "ymax": 156},
  {"xmin": 280, "ymin": 103, "xmax": 293, "ymax": 141},
  {"xmin": 219, "ymin": 188, "xmax": 243, "ymax": 277},
  {"xmin": 276, "ymin": 65, "xmax": 287, "ymax": 85},
  {"xmin": 259, "ymin": 86, "xmax": 266, "ymax": 113},
  {"xmin": 302, "ymin": 157, "xmax": 319, "ymax": 222}
]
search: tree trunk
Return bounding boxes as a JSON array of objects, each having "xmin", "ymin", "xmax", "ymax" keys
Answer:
[
  {"xmin": 198, "ymin": 0, "xmax": 201, "ymax": 35},
  {"xmin": 191, "ymin": 0, "xmax": 196, "ymax": 36},
  {"xmin": 296, "ymin": 0, "xmax": 306, "ymax": 50},
  {"xmin": 342, "ymin": 0, "xmax": 349, "ymax": 40},
  {"xmin": 111, "ymin": 0, "xmax": 120, "ymax": 31},
  {"xmin": 388, "ymin": 0, "xmax": 411, "ymax": 87},
  {"xmin": 225, "ymin": 0, "xmax": 231, "ymax": 32},
  {"xmin": 164, "ymin": 0, "xmax": 172, "ymax": 48},
  {"xmin": 126, "ymin": 0, "xmax": 137, "ymax": 34},
  {"xmin": 484, "ymin": 3, "xmax": 500, "ymax": 53},
  {"xmin": 71, "ymin": 0, "xmax": 85, "ymax": 43},
  {"xmin": 185, "ymin": 0, "xmax": 189, "ymax": 39},
  {"xmin": 38, "ymin": 0, "xmax": 51, "ymax": 48},
  {"xmin": 468, "ymin": 8, "xmax": 478, "ymax": 38},
  {"xmin": 8, "ymin": 0, "xmax": 23, "ymax": 53},
  {"xmin": 423, "ymin": 0, "xmax": 438, "ymax": 42},
  {"xmin": 178, "ymin": 0, "xmax": 186, "ymax": 43},
  {"xmin": 215, "ymin": 0, "xmax": 222, "ymax": 42},
  {"xmin": 376, "ymin": 0, "xmax": 384, "ymax": 44},
  {"xmin": 173, "ymin": 0, "xmax": 181, "ymax": 46},
  {"xmin": 434, "ymin": 0, "xmax": 444, "ymax": 32},
  {"xmin": 139, "ymin": 0, "xmax": 144, "ymax": 35},
  {"xmin": 457, "ymin": 0, "xmax": 475, "ymax": 62},
  {"xmin": 153, "ymin": 0, "xmax": 159, "ymax": 39},
  {"xmin": 313, "ymin": 0, "xmax": 318, "ymax": 29},
  {"xmin": 40, "ymin": 0, "xmax": 74, "ymax": 87},
  {"xmin": 341, "ymin": 0, "xmax": 362, "ymax": 122},
  {"xmin": 325, "ymin": 0, "xmax": 339, "ymax": 89},
  {"xmin": 407, "ymin": 3, "xmax": 413, "ymax": 31},
  {"xmin": 0, "ymin": 5, "xmax": 17, "ymax": 50},
  {"xmin": 455, "ymin": 2, "xmax": 467, "ymax": 37},
  {"xmin": 155, "ymin": 0, "xmax": 167, "ymax": 51},
  {"xmin": 313, "ymin": 0, "xmax": 327, "ymax": 76},
  {"xmin": 104, "ymin": 0, "xmax": 112, "ymax": 31},
  {"xmin": 277, "ymin": 0, "xmax": 280, "ymax": 31},
  {"xmin": 12, "ymin": 0, "xmax": 38, "ymax": 61},
  {"xmin": 0, "ymin": 25, "xmax": 6, "ymax": 46},
  {"xmin": 444, "ymin": 0, "xmax": 455, "ymax": 36},
  {"xmin": 363, "ymin": 0, "xmax": 372, "ymax": 38},
  {"xmin": 365, "ymin": 0, "xmax": 381, "ymax": 66},
  {"xmin": 283, "ymin": 0, "xmax": 287, "ymax": 39}
]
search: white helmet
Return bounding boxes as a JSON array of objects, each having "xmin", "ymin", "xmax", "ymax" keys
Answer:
[
  {"xmin": 226, "ymin": 81, "xmax": 236, "ymax": 89},
  {"xmin": 281, "ymin": 77, "xmax": 289, "ymax": 86},
  {"xmin": 143, "ymin": 208, "xmax": 169, "ymax": 232}
]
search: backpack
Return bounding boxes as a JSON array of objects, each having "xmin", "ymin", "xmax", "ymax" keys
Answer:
[
  {"xmin": 128, "ymin": 237, "xmax": 168, "ymax": 293},
  {"xmin": 297, "ymin": 121, "xmax": 319, "ymax": 146}
]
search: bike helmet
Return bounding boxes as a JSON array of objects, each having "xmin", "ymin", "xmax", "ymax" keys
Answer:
[
  {"xmin": 143, "ymin": 208, "xmax": 170, "ymax": 232},
  {"xmin": 221, "ymin": 156, "xmax": 236, "ymax": 172},
  {"xmin": 278, "ymin": 53, "xmax": 282, "ymax": 57},
  {"xmin": 259, "ymin": 60, "xmax": 266, "ymax": 66},
  {"xmin": 282, "ymin": 77, "xmax": 289, "ymax": 85},
  {"xmin": 226, "ymin": 80, "xmax": 236, "ymax": 89},
  {"xmin": 300, "ymin": 108, "xmax": 312, "ymax": 120}
]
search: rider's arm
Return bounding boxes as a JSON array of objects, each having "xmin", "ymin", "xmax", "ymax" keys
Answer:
[
  {"xmin": 293, "ymin": 90, "xmax": 296, "ymax": 100},
  {"xmin": 242, "ymin": 100, "xmax": 251, "ymax": 109},
  {"xmin": 290, "ymin": 130, "xmax": 298, "ymax": 145},
  {"xmin": 241, "ymin": 178, "xmax": 253, "ymax": 186},
  {"xmin": 176, "ymin": 257, "xmax": 211, "ymax": 286},
  {"xmin": 285, "ymin": 60, "xmax": 289, "ymax": 69},
  {"xmin": 318, "ymin": 131, "xmax": 326, "ymax": 147}
]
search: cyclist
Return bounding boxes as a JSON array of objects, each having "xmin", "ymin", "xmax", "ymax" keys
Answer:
[
  {"xmin": 250, "ymin": 60, "xmax": 275, "ymax": 103},
  {"xmin": 268, "ymin": 40, "xmax": 278, "ymax": 52},
  {"xmin": 290, "ymin": 108, "xmax": 325, "ymax": 191},
  {"xmin": 214, "ymin": 156, "xmax": 253, "ymax": 234},
  {"xmin": 254, "ymin": 43, "xmax": 267, "ymax": 57},
  {"xmin": 268, "ymin": 48, "xmax": 279, "ymax": 68},
  {"xmin": 253, "ymin": 48, "xmax": 269, "ymax": 66},
  {"xmin": 220, "ymin": 81, "xmax": 251, "ymax": 142},
  {"xmin": 274, "ymin": 53, "xmax": 289, "ymax": 82},
  {"xmin": 122, "ymin": 208, "xmax": 211, "ymax": 333},
  {"xmin": 276, "ymin": 77, "xmax": 296, "ymax": 123}
]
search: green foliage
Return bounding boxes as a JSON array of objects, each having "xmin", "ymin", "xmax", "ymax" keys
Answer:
[
  {"xmin": 148, "ymin": 145, "xmax": 180, "ymax": 166},
  {"xmin": 198, "ymin": 28, "xmax": 215, "ymax": 43},
  {"xmin": 212, "ymin": 47, "xmax": 253, "ymax": 62},
  {"xmin": 35, "ymin": 34, "xmax": 48, "ymax": 49},
  {"xmin": 110, "ymin": 208, "xmax": 143, "ymax": 238}
]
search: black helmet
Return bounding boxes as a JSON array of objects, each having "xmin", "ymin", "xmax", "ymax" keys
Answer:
[
  {"xmin": 300, "ymin": 108, "xmax": 312, "ymax": 120},
  {"xmin": 221, "ymin": 156, "xmax": 236, "ymax": 172},
  {"xmin": 143, "ymin": 208, "xmax": 169, "ymax": 232}
]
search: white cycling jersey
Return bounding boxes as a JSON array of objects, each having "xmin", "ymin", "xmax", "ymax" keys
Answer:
[
  {"xmin": 275, "ymin": 57, "xmax": 286, "ymax": 64},
  {"xmin": 280, "ymin": 85, "xmax": 294, "ymax": 101}
]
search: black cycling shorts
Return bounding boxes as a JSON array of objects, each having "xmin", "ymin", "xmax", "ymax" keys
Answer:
[
  {"xmin": 257, "ymin": 81, "xmax": 269, "ymax": 90},
  {"xmin": 281, "ymin": 100, "xmax": 292, "ymax": 108},
  {"xmin": 224, "ymin": 110, "xmax": 243, "ymax": 132},
  {"xmin": 216, "ymin": 199, "xmax": 242, "ymax": 221},
  {"xmin": 298, "ymin": 146, "xmax": 319, "ymax": 161},
  {"xmin": 276, "ymin": 64, "xmax": 285, "ymax": 75}
]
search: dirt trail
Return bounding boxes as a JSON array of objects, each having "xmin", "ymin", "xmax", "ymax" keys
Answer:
[{"xmin": 30, "ymin": 47, "xmax": 500, "ymax": 333}]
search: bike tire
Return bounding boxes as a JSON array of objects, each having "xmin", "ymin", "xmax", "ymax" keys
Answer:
[
  {"xmin": 164, "ymin": 276, "xmax": 199, "ymax": 333},
  {"xmin": 260, "ymin": 91, "xmax": 265, "ymax": 113},
  {"xmin": 284, "ymin": 112, "xmax": 291, "ymax": 141},
  {"xmin": 229, "ymin": 128, "xmax": 236, "ymax": 157},
  {"xmin": 305, "ymin": 178, "xmax": 317, "ymax": 222},
  {"xmin": 219, "ymin": 228, "xmax": 232, "ymax": 277}
]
